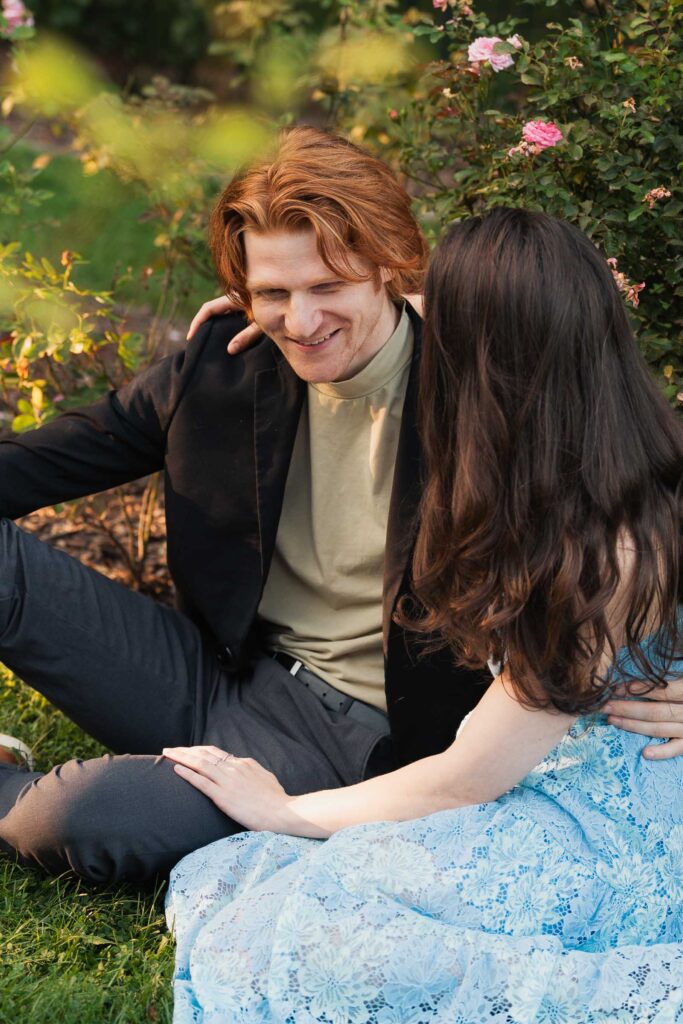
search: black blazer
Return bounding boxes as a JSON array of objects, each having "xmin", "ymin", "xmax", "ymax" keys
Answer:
[{"xmin": 0, "ymin": 305, "xmax": 490, "ymax": 766}]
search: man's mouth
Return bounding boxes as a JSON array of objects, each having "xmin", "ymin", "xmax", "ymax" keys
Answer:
[{"xmin": 290, "ymin": 328, "xmax": 340, "ymax": 349}]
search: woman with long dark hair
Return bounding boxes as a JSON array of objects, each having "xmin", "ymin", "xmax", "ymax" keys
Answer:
[{"xmin": 166, "ymin": 209, "xmax": 683, "ymax": 1023}]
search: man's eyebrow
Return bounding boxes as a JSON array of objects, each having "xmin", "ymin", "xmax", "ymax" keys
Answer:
[{"xmin": 248, "ymin": 277, "xmax": 345, "ymax": 291}]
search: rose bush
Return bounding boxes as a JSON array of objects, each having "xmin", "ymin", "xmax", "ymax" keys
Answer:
[
  {"xmin": 0, "ymin": 0, "xmax": 33, "ymax": 35},
  {"xmin": 359, "ymin": 0, "xmax": 681, "ymax": 404}
]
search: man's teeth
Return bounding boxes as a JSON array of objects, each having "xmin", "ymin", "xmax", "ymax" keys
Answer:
[{"xmin": 299, "ymin": 331, "xmax": 335, "ymax": 347}]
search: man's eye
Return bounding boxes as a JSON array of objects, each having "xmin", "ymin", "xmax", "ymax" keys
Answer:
[
  {"xmin": 257, "ymin": 290, "xmax": 287, "ymax": 299},
  {"xmin": 313, "ymin": 283, "xmax": 342, "ymax": 293}
]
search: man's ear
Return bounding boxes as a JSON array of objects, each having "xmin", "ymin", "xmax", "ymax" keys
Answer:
[{"xmin": 379, "ymin": 267, "xmax": 393, "ymax": 286}]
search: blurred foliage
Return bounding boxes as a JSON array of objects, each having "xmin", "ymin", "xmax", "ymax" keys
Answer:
[
  {"xmin": 0, "ymin": 243, "xmax": 146, "ymax": 431},
  {"xmin": 0, "ymin": 29, "xmax": 275, "ymax": 432},
  {"xmin": 0, "ymin": 0, "xmax": 680, "ymax": 445},
  {"xmin": 23, "ymin": 0, "xmax": 209, "ymax": 76}
]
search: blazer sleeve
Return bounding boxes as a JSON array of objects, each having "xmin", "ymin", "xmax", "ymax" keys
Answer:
[{"xmin": 0, "ymin": 318, "xmax": 218, "ymax": 519}]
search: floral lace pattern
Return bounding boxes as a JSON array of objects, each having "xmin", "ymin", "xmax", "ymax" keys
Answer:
[{"xmin": 167, "ymin": 652, "xmax": 683, "ymax": 1022}]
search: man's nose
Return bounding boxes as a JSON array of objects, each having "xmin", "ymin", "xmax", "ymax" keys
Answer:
[{"xmin": 283, "ymin": 296, "xmax": 324, "ymax": 340}]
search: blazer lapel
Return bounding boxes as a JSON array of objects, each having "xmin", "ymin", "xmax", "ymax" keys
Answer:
[
  {"xmin": 382, "ymin": 310, "xmax": 424, "ymax": 650},
  {"xmin": 253, "ymin": 353, "xmax": 306, "ymax": 581}
]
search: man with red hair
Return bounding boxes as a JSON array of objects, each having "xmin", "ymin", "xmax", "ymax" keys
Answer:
[
  {"xmin": 0, "ymin": 126, "xmax": 481, "ymax": 882},
  {"xmin": 0, "ymin": 127, "xmax": 680, "ymax": 882}
]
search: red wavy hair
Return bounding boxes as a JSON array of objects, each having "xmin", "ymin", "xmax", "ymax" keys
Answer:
[{"xmin": 209, "ymin": 125, "xmax": 428, "ymax": 312}]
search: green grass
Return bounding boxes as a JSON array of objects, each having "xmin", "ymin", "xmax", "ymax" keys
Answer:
[{"xmin": 0, "ymin": 666, "xmax": 175, "ymax": 1024}]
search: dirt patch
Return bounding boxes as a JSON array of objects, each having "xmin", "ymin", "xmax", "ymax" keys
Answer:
[{"xmin": 18, "ymin": 476, "xmax": 174, "ymax": 605}]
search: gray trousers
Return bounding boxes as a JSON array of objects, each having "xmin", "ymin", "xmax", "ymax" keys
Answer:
[{"xmin": 0, "ymin": 519, "xmax": 389, "ymax": 883}]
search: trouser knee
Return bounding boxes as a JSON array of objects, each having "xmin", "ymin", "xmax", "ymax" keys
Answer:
[{"xmin": 0, "ymin": 754, "xmax": 235, "ymax": 884}]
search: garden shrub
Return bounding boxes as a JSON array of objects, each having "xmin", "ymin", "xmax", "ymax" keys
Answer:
[{"xmin": 303, "ymin": 0, "xmax": 682, "ymax": 403}]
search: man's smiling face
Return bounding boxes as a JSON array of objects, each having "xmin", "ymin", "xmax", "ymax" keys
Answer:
[{"xmin": 244, "ymin": 228, "xmax": 399, "ymax": 383}]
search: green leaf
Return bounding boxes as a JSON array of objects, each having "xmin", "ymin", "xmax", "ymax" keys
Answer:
[{"xmin": 12, "ymin": 413, "xmax": 36, "ymax": 433}]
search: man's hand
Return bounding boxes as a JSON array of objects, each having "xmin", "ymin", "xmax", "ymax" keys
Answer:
[
  {"xmin": 603, "ymin": 675, "xmax": 683, "ymax": 759},
  {"xmin": 163, "ymin": 744, "xmax": 293, "ymax": 832},
  {"xmin": 186, "ymin": 295, "xmax": 263, "ymax": 355}
]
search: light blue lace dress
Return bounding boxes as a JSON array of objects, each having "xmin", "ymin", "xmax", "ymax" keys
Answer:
[{"xmin": 166, "ymin": 641, "xmax": 683, "ymax": 1023}]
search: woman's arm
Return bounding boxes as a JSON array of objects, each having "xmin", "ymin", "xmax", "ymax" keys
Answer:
[
  {"xmin": 185, "ymin": 293, "xmax": 425, "ymax": 352},
  {"xmin": 163, "ymin": 674, "xmax": 576, "ymax": 839}
]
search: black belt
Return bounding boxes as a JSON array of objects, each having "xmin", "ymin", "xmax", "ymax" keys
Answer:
[{"xmin": 271, "ymin": 651, "xmax": 391, "ymax": 736}]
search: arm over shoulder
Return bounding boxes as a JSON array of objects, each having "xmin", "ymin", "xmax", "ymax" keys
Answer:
[{"xmin": 0, "ymin": 317, "xmax": 225, "ymax": 519}]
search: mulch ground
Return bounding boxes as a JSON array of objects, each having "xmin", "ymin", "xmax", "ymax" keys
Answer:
[{"xmin": 17, "ymin": 477, "xmax": 174, "ymax": 605}]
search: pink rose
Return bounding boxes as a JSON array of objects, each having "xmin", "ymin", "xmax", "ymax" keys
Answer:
[
  {"xmin": 1, "ymin": 0, "xmax": 33, "ymax": 31},
  {"xmin": 607, "ymin": 257, "xmax": 645, "ymax": 308},
  {"xmin": 467, "ymin": 35, "xmax": 521, "ymax": 72},
  {"xmin": 433, "ymin": 0, "xmax": 449, "ymax": 9},
  {"xmin": 626, "ymin": 282, "xmax": 645, "ymax": 307},
  {"xmin": 468, "ymin": 37, "xmax": 496, "ymax": 63},
  {"xmin": 521, "ymin": 120, "xmax": 564, "ymax": 150},
  {"xmin": 642, "ymin": 186, "xmax": 671, "ymax": 210}
]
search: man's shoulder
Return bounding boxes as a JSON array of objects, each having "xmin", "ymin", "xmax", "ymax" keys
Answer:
[
  {"xmin": 169, "ymin": 313, "xmax": 290, "ymax": 405},
  {"xmin": 166, "ymin": 313, "xmax": 299, "ymax": 430},
  {"xmin": 188, "ymin": 313, "xmax": 279, "ymax": 377}
]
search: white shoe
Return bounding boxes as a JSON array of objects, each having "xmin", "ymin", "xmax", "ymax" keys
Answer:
[{"xmin": 0, "ymin": 733, "xmax": 35, "ymax": 771}]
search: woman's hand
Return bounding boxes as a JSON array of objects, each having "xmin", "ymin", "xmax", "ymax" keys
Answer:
[
  {"xmin": 186, "ymin": 295, "xmax": 263, "ymax": 355},
  {"xmin": 403, "ymin": 293, "xmax": 424, "ymax": 317},
  {"xmin": 163, "ymin": 745, "xmax": 293, "ymax": 832},
  {"xmin": 185, "ymin": 292, "xmax": 425, "ymax": 354}
]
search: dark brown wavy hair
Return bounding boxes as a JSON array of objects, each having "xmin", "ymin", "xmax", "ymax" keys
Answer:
[{"xmin": 402, "ymin": 207, "xmax": 683, "ymax": 713}]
